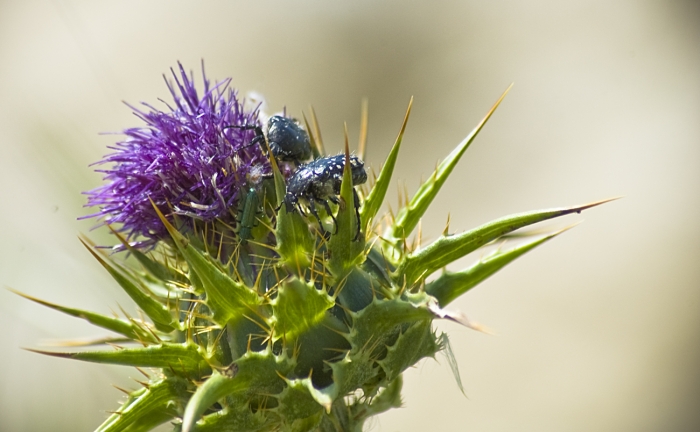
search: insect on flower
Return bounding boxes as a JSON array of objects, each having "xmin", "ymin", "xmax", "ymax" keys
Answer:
[
  {"xmin": 283, "ymin": 154, "xmax": 367, "ymax": 240},
  {"xmin": 226, "ymin": 115, "xmax": 312, "ymax": 166},
  {"xmin": 235, "ymin": 187, "xmax": 262, "ymax": 245}
]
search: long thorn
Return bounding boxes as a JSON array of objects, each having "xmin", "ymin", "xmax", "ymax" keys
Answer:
[
  {"xmin": 309, "ymin": 106, "xmax": 325, "ymax": 155},
  {"xmin": 358, "ymin": 98, "xmax": 369, "ymax": 159}
]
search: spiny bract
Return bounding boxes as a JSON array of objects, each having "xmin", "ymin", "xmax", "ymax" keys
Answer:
[{"xmin": 21, "ymin": 64, "xmax": 609, "ymax": 432}]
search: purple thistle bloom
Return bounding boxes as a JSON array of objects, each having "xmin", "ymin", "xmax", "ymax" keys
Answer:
[{"xmin": 83, "ymin": 62, "xmax": 270, "ymax": 248}]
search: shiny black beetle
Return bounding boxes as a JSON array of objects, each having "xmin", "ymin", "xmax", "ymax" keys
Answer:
[
  {"xmin": 227, "ymin": 116, "xmax": 312, "ymax": 166},
  {"xmin": 283, "ymin": 154, "xmax": 367, "ymax": 240}
]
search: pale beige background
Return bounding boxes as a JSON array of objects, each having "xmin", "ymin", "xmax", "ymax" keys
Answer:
[{"xmin": 1, "ymin": 1, "xmax": 698, "ymax": 431}]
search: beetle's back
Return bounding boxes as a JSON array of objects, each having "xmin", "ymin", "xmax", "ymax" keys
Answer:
[{"xmin": 267, "ymin": 116, "xmax": 312, "ymax": 162}]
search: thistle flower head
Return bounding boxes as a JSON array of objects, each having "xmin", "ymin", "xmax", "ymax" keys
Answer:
[
  {"xmin": 21, "ymin": 64, "xmax": 610, "ymax": 432},
  {"xmin": 83, "ymin": 62, "xmax": 270, "ymax": 247}
]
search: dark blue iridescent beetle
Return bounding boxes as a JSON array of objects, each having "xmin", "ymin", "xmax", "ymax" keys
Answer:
[
  {"xmin": 284, "ymin": 154, "xmax": 367, "ymax": 240},
  {"xmin": 227, "ymin": 116, "xmax": 312, "ymax": 166}
]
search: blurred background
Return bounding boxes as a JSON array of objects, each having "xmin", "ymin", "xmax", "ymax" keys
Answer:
[{"xmin": 1, "ymin": 1, "xmax": 698, "ymax": 431}]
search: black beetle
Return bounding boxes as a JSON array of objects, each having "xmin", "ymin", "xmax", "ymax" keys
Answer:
[
  {"xmin": 283, "ymin": 154, "xmax": 367, "ymax": 240},
  {"xmin": 226, "ymin": 116, "xmax": 312, "ymax": 166}
]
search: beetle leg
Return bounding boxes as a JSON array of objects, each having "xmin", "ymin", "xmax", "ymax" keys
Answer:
[
  {"xmin": 320, "ymin": 199, "xmax": 338, "ymax": 234},
  {"xmin": 307, "ymin": 198, "xmax": 330, "ymax": 240},
  {"xmin": 225, "ymin": 124, "xmax": 269, "ymax": 154},
  {"xmin": 251, "ymin": 134, "xmax": 269, "ymax": 154},
  {"xmin": 353, "ymin": 188, "xmax": 362, "ymax": 241}
]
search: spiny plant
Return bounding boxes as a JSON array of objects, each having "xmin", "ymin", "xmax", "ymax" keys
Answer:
[{"xmin": 17, "ymin": 63, "xmax": 610, "ymax": 432}]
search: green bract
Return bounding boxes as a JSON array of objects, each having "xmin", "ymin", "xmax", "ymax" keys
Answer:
[{"xmin": 20, "ymin": 86, "xmax": 609, "ymax": 432}]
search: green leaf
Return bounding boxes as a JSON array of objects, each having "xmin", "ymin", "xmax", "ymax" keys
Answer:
[
  {"xmin": 10, "ymin": 289, "xmax": 156, "ymax": 343},
  {"xmin": 269, "ymin": 142, "xmax": 315, "ymax": 272},
  {"xmin": 80, "ymin": 239, "xmax": 175, "ymax": 331},
  {"xmin": 394, "ymin": 199, "xmax": 613, "ymax": 285},
  {"xmin": 107, "ymin": 225, "xmax": 183, "ymax": 283},
  {"xmin": 292, "ymin": 315, "xmax": 351, "ymax": 386},
  {"xmin": 336, "ymin": 267, "xmax": 379, "ymax": 312},
  {"xmin": 328, "ymin": 148, "xmax": 365, "ymax": 278},
  {"xmin": 276, "ymin": 206, "xmax": 315, "ymax": 273},
  {"xmin": 360, "ymin": 376, "xmax": 403, "ymax": 418},
  {"xmin": 96, "ymin": 377, "xmax": 188, "ymax": 432},
  {"xmin": 388, "ymin": 85, "xmax": 512, "ymax": 241},
  {"xmin": 181, "ymin": 371, "xmax": 248, "ymax": 432},
  {"xmin": 360, "ymin": 97, "xmax": 412, "ymax": 230},
  {"xmin": 183, "ymin": 245, "xmax": 262, "ymax": 326},
  {"xmin": 348, "ymin": 296, "xmax": 434, "ymax": 355},
  {"xmin": 226, "ymin": 314, "xmax": 270, "ymax": 361},
  {"xmin": 425, "ymin": 227, "xmax": 571, "ymax": 306},
  {"xmin": 287, "ymin": 413, "xmax": 325, "ymax": 432},
  {"xmin": 194, "ymin": 403, "xmax": 271, "ymax": 432},
  {"xmin": 326, "ymin": 349, "xmax": 378, "ymax": 400},
  {"xmin": 181, "ymin": 350, "xmax": 293, "ymax": 432},
  {"xmin": 152, "ymin": 205, "xmax": 263, "ymax": 326},
  {"xmin": 28, "ymin": 343, "xmax": 210, "ymax": 377},
  {"xmin": 271, "ymin": 277, "xmax": 334, "ymax": 342},
  {"xmin": 130, "ymin": 248, "xmax": 181, "ymax": 282},
  {"xmin": 361, "ymin": 246, "xmax": 395, "ymax": 290},
  {"xmin": 376, "ymin": 320, "xmax": 439, "ymax": 382},
  {"xmin": 276, "ymin": 377, "xmax": 328, "ymax": 422}
]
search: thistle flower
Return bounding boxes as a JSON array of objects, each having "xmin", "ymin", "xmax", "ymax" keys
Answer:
[
  {"xmin": 19, "ymin": 64, "xmax": 610, "ymax": 432},
  {"xmin": 82, "ymin": 62, "xmax": 269, "ymax": 248}
]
